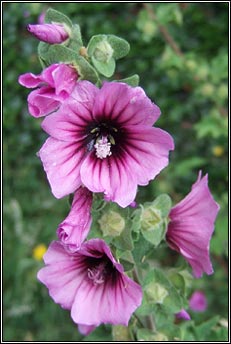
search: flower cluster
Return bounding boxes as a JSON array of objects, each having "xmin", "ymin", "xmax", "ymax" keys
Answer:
[{"xmin": 19, "ymin": 9, "xmax": 220, "ymax": 338}]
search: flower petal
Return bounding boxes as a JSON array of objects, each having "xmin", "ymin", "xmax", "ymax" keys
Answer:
[
  {"xmin": 41, "ymin": 81, "xmax": 99, "ymax": 139},
  {"xmin": 80, "ymin": 151, "xmax": 111, "ymax": 195},
  {"xmin": 52, "ymin": 64, "xmax": 78, "ymax": 98},
  {"xmin": 57, "ymin": 187, "xmax": 93, "ymax": 249},
  {"xmin": 27, "ymin": 87, "xmax": 60, "ymax": 117},
  {"xmin": 78, "ymin": 324, "xmax": 96, "ymax": 336},
  {"xmin": 37, "ymin": 241, "xmax": 86, "ymax": 310},
  {"xmin": 38, "ymin": 137, "xmax": 85, "ymax": 198},
  {"xmin": 166, "ymin": 172, "xmax": 220, "ymax": 278},
  {"xmin": 93, "ymin": 82, "xmax": 160, "ymax": 126},
  {"xmin": 71, "ymin": 272, "xmax": 142, "ymax": 326},
  {"xmin": 38, "ymin": 239, "xmax": 142, "ymax": 329},
  {"xmin": 18, "ymin": 72, "xmax": 44, "ymax": 88},
  {"xmin": 123, "ymin": 125, "xmax": 174, "ymax": 185},
  {"xmin": 70, "ymin": 239, "xmax": 142, "ymax": 325}
]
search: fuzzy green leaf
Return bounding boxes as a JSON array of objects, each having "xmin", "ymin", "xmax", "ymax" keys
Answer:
[
  {"xmin": 107, "ymin": 34, "xmax": 130, "ymax": 59},
  {"xmin": 68, "ymin": 24, "xmax": 83, "ymax": 50},
  {"xmin": 38, "ymin": 44, "xmax": 99, "ymax": 83},
  {"xmin": 114, "ymin": 74, "xmax": 140, "ymax": 86},
  {"xmin": 45, "ymin": 8, "xmax": 72, "ymax": 27},
  {"xmin": 87, "ymin": 34, "xmax": 130, "ymax": 60},
  {"xmin": 92, "ymin": 55, "xmax": 115, "ymax": 77},
  {"xmin": 140, "ymin": 194, "xmax": 172, "ymax": 246},
  {"xmin": 143, "ymin": 268, "xmax": 185, "ymax": 313}
]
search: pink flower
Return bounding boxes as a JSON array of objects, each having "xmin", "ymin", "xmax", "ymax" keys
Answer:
[
  {"xmin": 27, "ymin": 23, "xmax": 69, "ymax": 44},
  {"xmin": 189, "ymin": 291, "xmax": 207, "ymax": 312},
  {"xmin": 166, "ymin": 172, "xmax": 220, "ymax": 278},
  {"xmin": 37, "ymin": 239, "xmax": 142, "ymax": 330},
  {"xmin": 57, "ymin": 186, "xmax": 93, "ymax": 250},
  {"xmin": 18, "ymin": 63, "xmax": 78, "ymax": 117},
  {"xmin": 39, "ymin": 81, "xmax": 174, "ymax": 207},
  {"xmin": 175, "ymin": 309, "xmax": 191, "ymax": 321},
  {"xmin": 78, "ymin": 324, "xmax": 96, "ymax": 336}
]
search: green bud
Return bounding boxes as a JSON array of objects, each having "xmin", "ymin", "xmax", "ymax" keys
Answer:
[
  {"xmin": 145, "ymin": 281, "xmax": 169, "ymax": 304},
  {"xmin": 98, "ymin": 210, "xmax": 125, "ymax": 237},
  {"xmin": 94, "ymin": 40, "xmax": 114, "ymax": 63},
  {"xmin": 141, "ymin": 205, "xmax": 162, "ymax": 232}
]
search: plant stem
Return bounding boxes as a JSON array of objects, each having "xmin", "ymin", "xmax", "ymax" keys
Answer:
[
  {"xmin": 143, "ymin": 3, "xmax": 183, "ymax": 57},
  {"xmin": 146, "ymin": 314, "xmax": 156, "ymax": 331}
]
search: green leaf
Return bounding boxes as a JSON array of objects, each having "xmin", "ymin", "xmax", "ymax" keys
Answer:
[
  {"xmin": 116, "ymin": 250, "xmax": 134, "ymax": 272},
  {"xmin": 114, "ymin": 74, "xmax": 140, "ymax": 86},
  {"xmin": 210, "ymin": 207, "xmax": 228, "ymax": 256},
  {"xmin": 193, "ymin": 316, "xmax": 220, "ymax": 341},
  {"xmin": 131, "ymin": 208, "xmax": 142, "ymax": 233},
  {"xmin": 132, "ymin": 234, "xmax": 153, "ymax": 265},
  {"xmin": 143, "ymin": 268, "xmax": 185, "ymax": 313},
  {"xmin": 68, "ymin": 24, "xmax": 83, "ymax": 51},
  {"xmin": 107, "ymin": 35, "xmax": 130, "ymax": 59},
  {"xmin": 45, "ymin": 8, "xmax": 72, "ymax": 27},
  {"xmin": 112, "ymin": 225, "xmax": 133, "ymax": 251},
  {"xmin": 38, "ymin": 44, "xmax": 99, "ymax": 83},
  {"xmin": 87, "ymin": 34, "xmax": 130, "ymax": 60},
  {"xmin": 153, "ymin": 194, "xmax": 172, "ymax": 218},
  {"xmin": 140, "ymin": 194, "xmax": 172, "ymax": 246},
  {"xmin": 92, "ymin": 55, "xmax": 115, "ymax": 77}
]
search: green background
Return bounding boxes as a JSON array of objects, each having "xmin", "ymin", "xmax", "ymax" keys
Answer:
[{"xmin": 3, "ymin": 2, "xmax": 228, "ymax": 341}]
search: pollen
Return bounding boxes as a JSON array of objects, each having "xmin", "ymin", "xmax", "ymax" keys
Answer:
[{"xmin": 94, "ymin": 136, "xmax": 112, "ymax": 159}]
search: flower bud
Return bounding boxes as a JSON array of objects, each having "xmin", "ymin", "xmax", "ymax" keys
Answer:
[
  {"xmin": 94, "ymin": 40, "xmax": 114, "ymax": 63},
  {"xmin": 27, "ymin": 23, "xmax": 69, "ymax": 44},
  {"xmin": 98, "ymin": 210, "xmax": 125, "ymax": 237},
  {"xmin": 145, "ymin": 281, "xmax": 169, "ymax": 304},
  {"xmin": 140, "ymin": 204, "xmax": 162, "ymax": 232}
]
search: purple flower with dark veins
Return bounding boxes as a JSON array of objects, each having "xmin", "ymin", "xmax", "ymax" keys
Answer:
[
  {"xmin": 37, "ymin": 239, "xmax": 142, "ymax": 333},
  {"xmin": 39, "ymin": 81, "xmax": 174, "ymax": 207}
]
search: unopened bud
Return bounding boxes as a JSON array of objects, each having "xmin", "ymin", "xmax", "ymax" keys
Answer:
[
  {"xmin": 27, "ymin": 23, "xmax": 69, "ymax": 44},
  {"xmin": 98, "ymin": 210, "xmax": 125, "ymax": 237},
  {"xmin": 94, "ymin": 40, "xmax": 114, "ymax": 63},
  {"xmin": 145, "ymin": 281, "xmax": 169, "ymax": 304},
  {"xmin": 141, "ymin": 205, "xmax": 162, "ymax": 232}
]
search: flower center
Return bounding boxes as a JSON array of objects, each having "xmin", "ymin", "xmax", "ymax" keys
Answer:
[
  {"xmin": 94, "ymin": 136, "xmax": 112, "ymax": 159},
  {"xmin": 87, "ymin": 261, "xmax": 107, "ymax": 285}
]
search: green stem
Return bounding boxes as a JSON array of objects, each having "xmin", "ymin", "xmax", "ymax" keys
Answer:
[{"xmin": 146, "ymin": 314, "xmax": 156, "ymax": 332}]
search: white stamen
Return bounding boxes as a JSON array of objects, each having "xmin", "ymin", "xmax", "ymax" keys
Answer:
[{"xmin": 94, "ymin": 136, "xmax": 112, "ymax": 159}]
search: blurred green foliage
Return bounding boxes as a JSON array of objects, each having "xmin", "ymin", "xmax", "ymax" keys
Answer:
[{"xmin": 3, "ymin": 2, "xmax": 228, "ymax": 341}]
